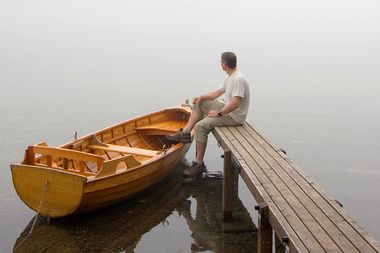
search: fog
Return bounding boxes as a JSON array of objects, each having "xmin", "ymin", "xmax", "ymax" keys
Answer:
[{"xmin": 1, "ymin": 0, "xmax": 379, "ymax": 251}]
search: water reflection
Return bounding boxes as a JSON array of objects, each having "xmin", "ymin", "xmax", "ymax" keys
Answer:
[{"xmin": 14, "ymin": 164, "xmax": 257, "ymax": 253}]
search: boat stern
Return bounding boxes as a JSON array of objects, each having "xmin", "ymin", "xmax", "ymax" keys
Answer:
[{"xmin": 10, "ymin": 164, "xmax": 86, "ymax": 218}]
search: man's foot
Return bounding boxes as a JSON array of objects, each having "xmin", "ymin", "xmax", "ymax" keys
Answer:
[
  {"xmin": 182, "ymin": 161, "xmax": 206, "ymax": 178},
  {"xmin": 166, "ymin": 129, "xmax": 192, "ymax": 143}
]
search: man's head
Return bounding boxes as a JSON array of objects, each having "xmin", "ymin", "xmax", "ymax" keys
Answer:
[{"xmin": 220, "ymin": 52, "xmax": 237, "ymax": 71}]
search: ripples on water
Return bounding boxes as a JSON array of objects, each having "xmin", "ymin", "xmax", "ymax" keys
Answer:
[{"xmin": 13, "ymin": 165, "xmax": 263, "ymax": 253}]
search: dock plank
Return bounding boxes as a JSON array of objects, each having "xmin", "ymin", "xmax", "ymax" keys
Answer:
[
  {"xmin": 235, "ymin": 126, "xmax": 360, "ymax": 252},
  {"xmin": 213, "ymin": 123, "xmax": 380, "ymax": 253},
  {"xmin": 218, "ymin": 127, "xmax": 313, "ymax": 252},
  {"xmin": 215, "ymin": 127, "xmax": 309, "ymax": 253},
  {"xmin": 223, "ymin": 127, "xmax": 330, "ymax": 252},
  {"xmin": 244, "ymin": 123, "xmax": 378, "ymax": 253}
]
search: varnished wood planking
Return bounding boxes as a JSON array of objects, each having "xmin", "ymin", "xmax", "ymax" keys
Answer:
[
  {"xmin": 102, "ymin": 131, "xmax": 113, "ymax": 142},
  {"xmin": 135, "ymin": 120, "xmax": 186, "ymax": 136},
  {"xmin": 88, "ymin": 144, "xmax": 159, "ymax": 157},
  {"xmin": 105, "ymin": 151, "xmax": 121, "ymax": 159},
  {"xmin": 11, "ymin": 106, "xmax": 192, "ymax": 218},
  {"xmin": 126, "ymin": 133, "xmax": 148, "ymax": 149},
  {"xmin": 123, "ymin": 123, "xmax": 135, "ymax": 135},
  {"xmin": 135, "ymin": 117, "xmax": 150, "ymax": 128},
  {"xmin": 149, "ymin": 110, "xmax": 180, "ymax": 123},
  {"xmin": 11, "ymin": 165, "xmax": 85, "ymax": 218},
  {"xmin": 114, "ymin": 137, "xmax": 128, "ymax": 146},
  {"xmin": 65, "ymin": 109, "xmax": 183, "ymax": 152},
  {"xmin": 140, "ymin": 135, "xmax": 164, "ymax": 150},
  {"xmin": 85, "ymin": 144, "xmax": 187, "ymax": 191},
  {"xmin": 112, "ymin": 126, "xmax": 124, "ymax": 138},
  {"xmin": 28, "ymin": 146, "xmax": 104, "ymax": 170},
  {"xmin": 78, "ymin": 144, "xmax": 188, "ymax": 212}
]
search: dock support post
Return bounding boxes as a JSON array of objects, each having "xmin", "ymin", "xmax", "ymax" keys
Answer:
[
  {"xmin": 223, "ymin": 148, "xmax": 234, "ymax": 221},
  {"xmin": 257, "ymin": 204, "xmax": 272, "ymax": 253}
]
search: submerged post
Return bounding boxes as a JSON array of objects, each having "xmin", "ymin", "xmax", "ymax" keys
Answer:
[
  {"xmin": 257, "ymin": 204, "xmax": 272, "ymax": 253},
  {"xmin": 223, "ymin": 148, "xmax": 233, "ymax": 221}
]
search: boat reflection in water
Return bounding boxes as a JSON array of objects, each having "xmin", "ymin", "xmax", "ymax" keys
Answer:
[{"xmin": 14, "ymin": 163, "xmax": 258, "ymax": 253}]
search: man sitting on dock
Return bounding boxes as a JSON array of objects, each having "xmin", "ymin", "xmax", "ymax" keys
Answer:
[{"xmin": 167, "ymin": 52, "xmax": 250, "ymax": 177}]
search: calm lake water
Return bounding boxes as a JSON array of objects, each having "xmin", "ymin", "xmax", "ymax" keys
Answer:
[{"xmin": 1, "ymin": 0, "xmax": 379, "ymax": 252}]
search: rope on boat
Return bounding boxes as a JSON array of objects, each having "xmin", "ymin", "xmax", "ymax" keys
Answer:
[
  {"xmin": 13, "ymin": 180, "xmax": 49, "ymax": 251},
  {"xmin": 29, "ymin": 180, "xmax": 49, "ymax": 234}
]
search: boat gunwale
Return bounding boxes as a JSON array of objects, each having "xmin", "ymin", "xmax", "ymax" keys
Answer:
[
  {"xmin": 59, "ymin": 106, "xmax": 190, "ymax": 149},
  {"xmin": 15, "ymin": 106, "xmax": 190, "ymax": 178},
  {"xmin": 75, "ymin": 106, "xmax": 191, "ymax": 181},
  {"xmin": 28, "ymin": 106, "xmax": 191, "ymax": 181}
]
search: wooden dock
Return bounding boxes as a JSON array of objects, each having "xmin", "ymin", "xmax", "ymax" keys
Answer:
[{"xmin": 213, "ymin": 123, "xmax": 380, "ymax": 253}]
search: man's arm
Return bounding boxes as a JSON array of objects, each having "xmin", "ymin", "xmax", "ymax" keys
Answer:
[
  {"xmin": 193, "ymin": 88, "xmax": 224, "ymax": 104},
  {"xmin": 208, "ymin": 96, "xmax": 242, "ymax": 118}
]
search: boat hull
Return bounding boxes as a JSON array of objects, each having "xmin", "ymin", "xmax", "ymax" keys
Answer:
[
  {"xmin": 11, "ymin": 106, "xmax": 193, "ymax": 218},
  {"xmin": 78, "ymin": 142, "xmax": 190, "ymax": 213},
  {"xmin": 11, "ymin": 165, "xmax": 86, "ymax": 217}
]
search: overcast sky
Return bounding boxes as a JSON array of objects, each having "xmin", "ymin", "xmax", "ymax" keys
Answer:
[{"xmin": 0, "ymin": 0, "xmax": 379, "ymax": 94}]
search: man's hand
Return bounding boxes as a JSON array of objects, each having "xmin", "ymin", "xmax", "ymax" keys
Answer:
[
  {"xmin": 192, "ymin": 96, "xmax": 202, "ymax": 104},
  {"xmin": 207, "ymin": 110, "xmax": 219, "ymax": 118}
]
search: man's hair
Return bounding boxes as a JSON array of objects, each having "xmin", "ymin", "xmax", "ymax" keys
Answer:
[{"xmin": 221, "ymin": 52, "xmax": 237, "ymax": 68}]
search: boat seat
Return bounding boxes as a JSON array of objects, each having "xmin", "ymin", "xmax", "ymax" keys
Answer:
[
  {"xmin": 135, "ymin": 120, "xmax": 185, "ymax": 136},
  {"xmin": 89, "ymin": 144, "xmax": 159, "ymax": 157},
  {"xmin": 88, "ymin": 135, "xmax": 159, "ymax": 157},
  {"xmin": 96, "ymin": 155, "xmax": 142, "ymax": 177}
]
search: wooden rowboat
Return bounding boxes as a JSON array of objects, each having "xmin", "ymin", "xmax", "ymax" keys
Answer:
[{"xmin": 10, "ymin": 105, "xmax": 192, "ymax": 218}]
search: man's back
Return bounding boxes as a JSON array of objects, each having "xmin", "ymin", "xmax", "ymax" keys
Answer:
[{"xmin": 219, "ymin": 70, "xmax": 250, "ymax": 124}]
